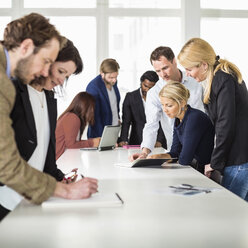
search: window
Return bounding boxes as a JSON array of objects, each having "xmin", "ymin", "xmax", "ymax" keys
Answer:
[
  {"xmin": 0, "ymin": 1, "xmax": 11, "ymax": 8},
  {"xmin": 24, "ymin": 0, "xmax": 96, "ymax": 8},
  {"xmin": 201, "ymin": 0, "xmax": 248, "ymax": 10},
  {"xmin": 5, "ymin": 0, "xmax": 247, "ymax": 113},
  {"xmin": 201, "ymin": 18, "xmax": 248, "ymax": 85},
  {"xmin": 109, "ymin": 17, "xmax": 181, "ymax": 92},
  {"xmin": 49, "ymin": 16, "xmax": 96, "ymax": 116},
  {"xmin": 0, "ymin": 17, "xmax": 11, "ymax": 39},
  {"xmin": 109, "ymin": 0, "xmax": 180, "ymax": 8}
]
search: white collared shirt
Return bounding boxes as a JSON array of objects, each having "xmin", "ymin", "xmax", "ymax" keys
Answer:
[
  {"xmin": 141, "ymin": 71, "xmax": 204, "ymax": 151},
  {"xmin": 139, "ymin": 88, "xmax": 146, "ymax": 110}
]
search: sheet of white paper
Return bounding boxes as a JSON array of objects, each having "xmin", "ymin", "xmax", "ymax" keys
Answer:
[{"xmin": 42, "ymin": 192, "xmax": 123, "ymax": 208}]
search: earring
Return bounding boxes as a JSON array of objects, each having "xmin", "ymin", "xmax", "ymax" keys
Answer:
[{"xmin": 181, "ymin": 106, "xmax": 185, "ymax": 111}]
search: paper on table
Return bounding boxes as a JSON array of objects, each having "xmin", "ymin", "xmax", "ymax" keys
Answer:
[{"xmin": 42, "ymin": 192, "xmax": 124, "ymax": 208}]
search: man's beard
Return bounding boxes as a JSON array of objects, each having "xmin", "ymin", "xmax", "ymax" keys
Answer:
[
  {"xmin": 14, "ymin": 54, "xmax": 34, "ymax": 84},
  {"xmin": 32, "ymin": 67, "xmax": 53, "ymax": 87},
  {"xmin": 102, "ymin": 75, "xmax": 114, "ymax": 86}
]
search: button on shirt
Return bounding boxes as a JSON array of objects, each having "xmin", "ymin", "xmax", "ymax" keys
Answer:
[{"xmin": 141, "ymin": 71, "xmax": 204, "ymax": 151}]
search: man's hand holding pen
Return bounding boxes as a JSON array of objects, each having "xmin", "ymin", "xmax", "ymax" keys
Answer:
[
  {"xmin": 59, "ymin": 169, "xmax": 98, "ymax": 199},
  {"xmin": 66, "ymin": 177, "xmax": 98, "ymax": 199}
]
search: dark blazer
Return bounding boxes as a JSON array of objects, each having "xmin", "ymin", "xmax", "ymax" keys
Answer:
[
  {"xmin": 86, "ymin": 74, "xmax": 120, "ymax": 138},
  {"xmin": 10, "ymin": 78, "xmax": 64, "ymax": 181},
  {"xmin": 119, "ymin": 88, "xmax": 167, "ymax": 148},
  {"xmin": 168, "ymin": 105, "xmax": 214, "ymax": 171},
  {"xmin": 205, "ymin": 70, "xmax": 248, "ymax": 173}
]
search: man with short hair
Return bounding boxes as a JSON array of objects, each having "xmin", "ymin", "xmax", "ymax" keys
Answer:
[
  {"xmin": 86, "ymin": 58, "xmax": 121, "ymax": 138},
  {"xmin": 0, "ymin": 13, "xmax": 98, "ymax": 221},
  {"xmin": 130, "ymin": 46, "xmax": 204, "ymax": 161},
  {"xmin": 118, "ymin": 70, "xmax": 166, "ymax": 148}
]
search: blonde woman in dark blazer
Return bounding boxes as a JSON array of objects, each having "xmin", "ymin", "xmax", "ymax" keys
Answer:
[{"xmin": 178, "ymin": 38, "xmax": 248, "ymax": 201}]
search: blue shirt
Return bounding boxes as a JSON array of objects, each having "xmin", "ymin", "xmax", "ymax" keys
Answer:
[
  {"xmin": 168, "ymin": 105, "xmax": 214, "ymax": 166},
  {"xmin": 4, "ymin": 48, "xmax": 11, "ymax": 79}
]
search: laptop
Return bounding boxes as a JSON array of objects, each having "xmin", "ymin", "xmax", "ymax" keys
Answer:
[{"xmin": 80, "ymin": 125, "xmax": 121, "ymax": 151}]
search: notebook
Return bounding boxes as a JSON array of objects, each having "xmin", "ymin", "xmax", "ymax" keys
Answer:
[
  {"xmin": 42, "ymin": 192, "xmax": 124, "ymax": 208},
  {"xmin": 115, "ymin": 158, "xmax": 175, "ymax": 168},
  {"xmin": 81, "ymin": 125, "xmax": 121, "ymax": 151}
]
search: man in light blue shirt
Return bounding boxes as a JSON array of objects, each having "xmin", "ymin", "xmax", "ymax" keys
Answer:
[{"xmin": 130, "ymin": 46, "xmax": 204, "ymax": 161}]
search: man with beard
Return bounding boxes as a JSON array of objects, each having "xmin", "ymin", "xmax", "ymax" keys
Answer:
[
  {"xmin": 0, "ymin": 13, "xmax": 98, "ymax": 221},
  {"xmin": 86, "ymin": 58, "xmax": 121, "ymax": 138},
  {"xmin": 118, "ymin": 71, "xmax": 166, "ymax": 148}
]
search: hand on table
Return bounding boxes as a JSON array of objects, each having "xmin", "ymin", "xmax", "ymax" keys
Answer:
[
  {"xmin": 67, "ymin": 177, "xmax": 98, "ymax": 199},
  {"xmin": 129, "ymin": 152, "xmax": 147, "ymax": 162},
  {"xmin": 55, "ymin": 177, "xmax": 98, "ymax": 200},
  {"xmin": 147, "ymin": 153, "xmax": 171, "ymax": 159},
  {"xmin": 204, "ymin": 164, "xmax": 214, "ymax": 178}
]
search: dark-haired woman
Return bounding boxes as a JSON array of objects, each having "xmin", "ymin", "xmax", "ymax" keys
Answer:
[{"xmin": 56, "ymin": 92, "xmax": 101, "ymax": 160}]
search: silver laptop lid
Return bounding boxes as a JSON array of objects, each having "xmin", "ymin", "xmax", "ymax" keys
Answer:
[{"xmin": 98, "ymin": 125, "xmax": 121, "ymax": 151}]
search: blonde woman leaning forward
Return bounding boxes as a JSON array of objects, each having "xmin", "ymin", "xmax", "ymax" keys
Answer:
[
  {"xmin": 178, "ymin": 38, "xmax": 248, "ymax": 201},
  {"xmin": 148, "ymin": 81, "xmax": 214, "ymax": 174}
]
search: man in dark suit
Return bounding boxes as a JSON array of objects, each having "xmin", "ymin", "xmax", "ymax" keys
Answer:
[{"xmin": 119, "ymin": 71, "xmax": 166, "ymax": 148}]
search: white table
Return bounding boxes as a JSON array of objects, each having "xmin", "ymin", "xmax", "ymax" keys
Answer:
[{"xmin": 0, "ymin": 148, "xmax": 248, "ymax": 248}]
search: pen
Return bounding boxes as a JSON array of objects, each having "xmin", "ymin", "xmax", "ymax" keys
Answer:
[{"xmin": 115, "ymin": 193, "xmax": 124, "ymax": 204}]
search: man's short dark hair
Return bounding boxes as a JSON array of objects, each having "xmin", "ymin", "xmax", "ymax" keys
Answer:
[
  {"xmin": 140, "ymin": 70, "xmax": 159, "ymax": 83},
  {"xmin": 150, "ymin": 46, "xmax": 175, "ymax": 64}
]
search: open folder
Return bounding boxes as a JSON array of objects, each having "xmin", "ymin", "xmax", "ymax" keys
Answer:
[
  {"xmin": 115, "ymin": 158, "xmax": 175, "ymax": 168},
  {"xmin": 42, "ymin": 192, "xmax": 124, "ymax": 208}
]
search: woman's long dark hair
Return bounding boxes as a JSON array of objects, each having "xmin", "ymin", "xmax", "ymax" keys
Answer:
[{"xmin": 58, "ymin": 92, "xmax": 95, "ymax": 137}]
